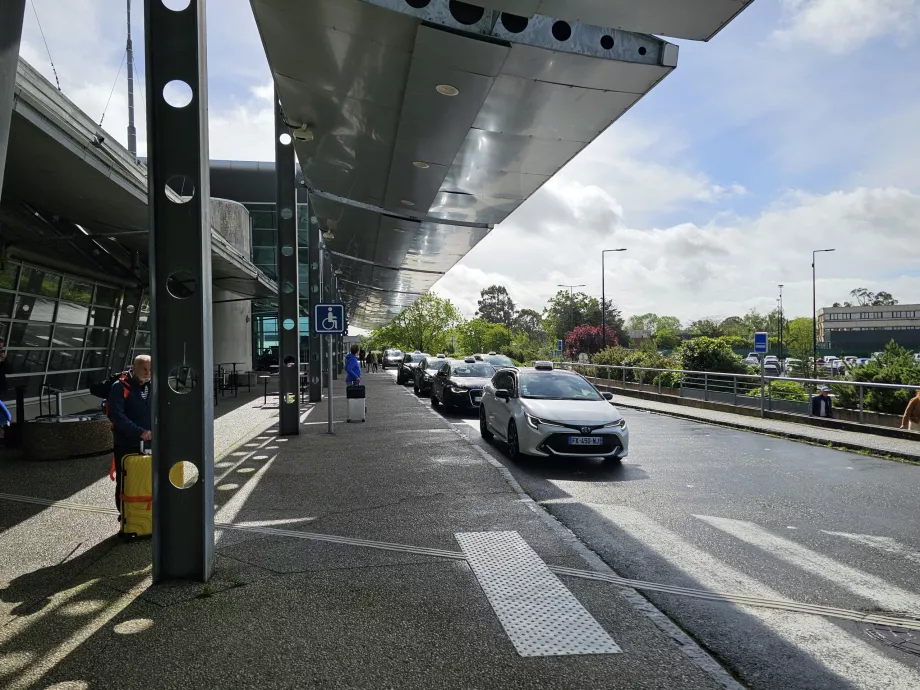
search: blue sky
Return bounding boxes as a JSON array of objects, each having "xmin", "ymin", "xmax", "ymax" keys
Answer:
[{"xmin": 17, "ymin": 0, "xmax": 920, "ymax": 324}]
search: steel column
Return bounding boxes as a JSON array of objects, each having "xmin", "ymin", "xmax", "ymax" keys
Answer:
[
  {"xmin": 144, "ymin": 0, "xmax": 214, "ymax": 583},
  {"xmin": 112, "ymin": 286, "xmax": 144, "ymax": 372},
  {"xmin": 307, "ymin": 205, "xmax": 322, "ymax": 402},
  {"xmin": 0, "ymin": 0, "xmax": 26, "ymax": 201},
  {"xmin": 274, "ymin": 89, "xmax": 300, "ymax": 435}
]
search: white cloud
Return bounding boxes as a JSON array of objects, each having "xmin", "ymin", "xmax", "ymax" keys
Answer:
[{"xmin": 771, "ymin": 0, "xmax": 920, "ymax": 54}]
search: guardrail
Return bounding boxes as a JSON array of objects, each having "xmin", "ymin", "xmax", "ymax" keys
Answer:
[{"xmin": 556, "ymin": 362, "xmax": 920, "ymax": 425}]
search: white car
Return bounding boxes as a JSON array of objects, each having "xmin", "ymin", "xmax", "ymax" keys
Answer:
[{"xmin": 479, "ymin": 362, "xmax": 629, "ymax": 460}]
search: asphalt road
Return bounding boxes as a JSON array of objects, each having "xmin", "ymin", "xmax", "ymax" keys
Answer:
[{"xmin": 394, "ymin": 372, "xmax": 920, "ymax": 690}]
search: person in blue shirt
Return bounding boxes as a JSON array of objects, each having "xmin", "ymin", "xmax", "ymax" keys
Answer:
[
  {"xmin": 345, "ymin": 344, "xmax": 362, "ymax": 385},
  {"xmin": 107, "ymin": 355, "xmax": 152, "ymax": 509}
]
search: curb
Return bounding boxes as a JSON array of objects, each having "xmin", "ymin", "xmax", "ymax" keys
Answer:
[{"xmin": 614, "ymin": 401, "xmax": 920, "ymax": 465}]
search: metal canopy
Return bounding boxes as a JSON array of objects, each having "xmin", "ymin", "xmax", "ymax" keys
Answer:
[
  {"xmin": 251, "ymin": 0, "xmax": 681, "ymax": 328},
  {"xmin": 3, "ymin": 60, "xmax": 277, "ymax": 299},
  {"xmin": 464, "ymin": 1, "xmax": 754, "ymax": 42}
]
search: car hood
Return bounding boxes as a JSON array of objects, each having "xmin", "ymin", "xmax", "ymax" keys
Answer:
[
  {"xmin": 403, "ymin": 362, "xmax": 421, "ymax": 368},
  {"xmin": 448, "ymin": 377, "xmax": 492, "ymax": 389},
  {"xmin": 521, "ymin": 399, "xmax": 623, "ymax": 426}
]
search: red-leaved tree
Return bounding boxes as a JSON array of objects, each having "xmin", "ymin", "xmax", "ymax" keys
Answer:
[{"xmin": 564, "ymin": 325, "xmax": 615, "ymax": 358}]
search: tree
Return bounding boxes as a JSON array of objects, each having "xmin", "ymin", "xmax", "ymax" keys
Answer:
[
  {"xmin": 564, "ymin": 325, "xmax": 610, "ymax": 358},
  {"xmin": 654, "ymin": 329, "xmax": 681, "ymax": 350},
  {"xmin": 512, "ymin": 308, "xmax": 544, "ymax": 337},
  {"xmin": 542, "ymin": 291, "xmax": 626, "ymax": 345},
  {"xmin": 627, "ymin": 313, "xmax": 681, "ymax": 334},
  {"xmin": 848, "ymin": 288, "xmax": 899, "ymax": 307},
  {"xmin": 833, "ymin": 341, "xmax": 920, "ymax": 414},
  {"xmin": 476, "ymin": 285, "xmax": 515, "ymax": 328},
  {"xmin": 677, "ymin": 337, "xmax": 746, "ymax": 374},
  {"xmin": 369, "ymin": 293, "xmax": 462, "ymax": 354},
  {"xmin": 688, "ymin": 319, "xmax": 724, "ymax": 338},
  {"xmin": 457, "ymin": 318, "xmax": 511, "ymax": 354},
  {"xmin": 785, "ymin": 317, "xmax": 815, "ymax": 375},
  {"xmin": 873, "ymin": 291, "xmax": 898, "ymax": 306},
  {"xmin": 719, "ymin": 316, "xmax": 746, "ymax": 338}
]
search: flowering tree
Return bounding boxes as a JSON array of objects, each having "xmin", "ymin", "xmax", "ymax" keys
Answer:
[{"xmin": 564, "ymin": 325, "xmax": 614, "ymax": 358}]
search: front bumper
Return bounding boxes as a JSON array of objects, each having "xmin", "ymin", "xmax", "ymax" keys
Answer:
[
  {"xmin": 443, "ymin": 387, "xmax": 484, "ymax": 408},
  {"xmin": 518, "ymin": 423, "xmax": 629, "ymax": 459}
]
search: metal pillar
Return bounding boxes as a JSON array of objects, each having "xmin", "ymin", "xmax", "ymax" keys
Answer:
[
  {"xmin": 145, "ymin": 0, "xmax": 214, "ymax": 583},
  {"xmin": 274, "ymin": 89, "xmax": 300, "ymax": 435},
  {"xmin": 112, "ymin": 286, "xmax": 144, "ymax": 372},
  {"xmin": 307, "ymin": 204, "xmax": 322, "ymax": 402},
  {"xmin": 0, "ymin": 0, "xmax": 26, "ymax": 201},
  {"xmin": 126, "ymin": 0, "xmax": 137, "ymax": 158}
]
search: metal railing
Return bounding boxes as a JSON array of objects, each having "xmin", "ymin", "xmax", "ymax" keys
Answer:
[{"xmin": 556, "ymin": 362, "xmax": 920, "ymax": 426}]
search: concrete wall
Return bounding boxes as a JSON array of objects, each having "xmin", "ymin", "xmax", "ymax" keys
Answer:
[
  {"xmin": 210, "ymin": 197, "xmax": 250, "ymax": 256},
  {"xmin": 213, "ymin": 288, "xmax": 252, "ymax": 371}
]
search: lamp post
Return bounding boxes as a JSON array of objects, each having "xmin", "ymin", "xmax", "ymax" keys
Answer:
[
  {"xmin": 558, "ymin": 284, "xmax": 585, "ymax": 341},
  {"xmin": 601, "ymin": 248, "xmax": 627, "ymax": 349},
  {"xmin": 812, "ymin": 249, "xmax": 835, "ymax": 378}
]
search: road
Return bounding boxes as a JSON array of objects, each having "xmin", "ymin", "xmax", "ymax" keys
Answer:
[{"xmin": 391, "ymin": 371, "xmax": 920, "ymax": 690}]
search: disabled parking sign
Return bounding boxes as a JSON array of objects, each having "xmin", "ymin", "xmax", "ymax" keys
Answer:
[{"xmin": 314, "ymin": 303, "xmax": 346, "ymax": 334}]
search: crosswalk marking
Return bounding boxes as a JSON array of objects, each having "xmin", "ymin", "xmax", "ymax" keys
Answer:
[
  {"xmin": 696, "ymin": 515, "xmax": 920, "ymax": 615},
  {"xmin": 822, "ymin": 530, "xmax": 920, "ymax": 566},
  {"xmin": 594, "ymin": 505, "xmax": 918, "ymax": 689}
]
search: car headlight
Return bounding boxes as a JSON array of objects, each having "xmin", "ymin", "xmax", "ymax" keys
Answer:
[
  {"xmin": 525, "ymin": 414, "xmax": 565, "ymax": 430},
  {"xmin": 448, "ymin": 385, "xmax": 467, "ymax": 393},
  {"xmin": 423, "ymin": 374, "xmax": 431, "ymax": 381},
  {"xmin": 604, "ymin": 418, "xmax": 627, "ymax": 429}
]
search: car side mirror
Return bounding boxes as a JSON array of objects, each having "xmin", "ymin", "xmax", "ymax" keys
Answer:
[
  {"xmin": 602, "ymin": 392, "xmax": 614, "ymax": 401},
  {"xmin": 495, "ymin": 389, "xmax": 511, "ymax": 401},
  {"xmin": 437, "ymin": 370, "xmax": 448, "ymax": 378}
]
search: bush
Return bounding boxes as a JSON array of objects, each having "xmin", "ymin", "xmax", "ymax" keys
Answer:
[
  {"xmin": 590, "ymin": 347, "xmax": 680, "ymax": 387},
  {"xmin": 677, "ymin": 337, "xmax": 747, "ymax": 374},
  {"xmin": 832, "ymin": 340, "xmax": 920, "ymax": 414},
  {"xmin": 747, "ymin": 380, "xmax": 809, "ymax": 402}
]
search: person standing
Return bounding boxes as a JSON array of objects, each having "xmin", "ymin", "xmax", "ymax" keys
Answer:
[
  {"xmin": 346, "ymin": 344, "xmax": 362, "ymax": 386},
  {"xmin": 358, "ymin": 347, "xmax": 366, "ymax": 371},
  {"xmin": 900, "ymin": 390, "xmax": 920, "ymax": 431},
  {"xmin": 107, "ymin": 355, "xmax": 153, "ymax": 510},
  {"xmin": 811, "ymin": 386, "xmax": 834, "ymax": 418}
]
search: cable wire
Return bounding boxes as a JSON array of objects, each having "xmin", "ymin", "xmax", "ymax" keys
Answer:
[
  {"xmin": 30, "ymin": 0, "xmax": 61, "ymax": 91},
  {"xmin": 99, "ymin": 49, "xmax": 127, "ymax": 127}
]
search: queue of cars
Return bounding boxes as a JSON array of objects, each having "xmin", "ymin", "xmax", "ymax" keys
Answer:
[{"xmin": 391, "ymin": 351, "xmax": 629, "ymax": 461}]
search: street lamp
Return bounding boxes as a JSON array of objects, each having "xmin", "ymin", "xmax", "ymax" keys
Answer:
[
  {"xmin": 558, "ymin": 284, "xmax": 585, "ymax": 337},
  {"xmin": 812, "ymin": 249, "xmax": 835, "ymax": 378},
  {"xmin": 601, "ymin": 248, "xmax": 627, "ymax": 348}
]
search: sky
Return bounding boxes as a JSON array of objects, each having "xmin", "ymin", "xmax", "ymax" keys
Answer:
[{"xmin": 17, "ymin": 0, "xmax": 920, "ymax": 327}]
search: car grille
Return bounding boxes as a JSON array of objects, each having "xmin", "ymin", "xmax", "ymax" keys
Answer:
[{"xmin": 540, "ymin": 433, "xmax": 621, "ymax": 456}]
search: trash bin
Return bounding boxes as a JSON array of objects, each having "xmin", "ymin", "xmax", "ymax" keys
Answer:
[{"xmin": 346, "ymin": 384, "xmax": 366, "ymax": 423}]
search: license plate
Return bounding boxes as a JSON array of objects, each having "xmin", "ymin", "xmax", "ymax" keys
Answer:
[
  {"xmin": 471, "ymin": 393, "xmax": 482, "ymax": 402},
  {"xmin": 568, "ymin": 436, "xmax": 603, "ymax": 446}
]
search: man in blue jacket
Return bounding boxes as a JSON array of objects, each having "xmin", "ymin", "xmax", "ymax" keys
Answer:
[
  {"xmin": 107, "ymin": 355, "xmax": 152, "ymax": 509},
  {"xmin": 345, "ymin": 344, "xmax": 362, "ymax": 385},
  {"xmin": 811, "ymin": 386, "xmax": 834, "ymax": 418}
]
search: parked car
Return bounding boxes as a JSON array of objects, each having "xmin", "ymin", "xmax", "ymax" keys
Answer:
[
  {"xmin": 396, "ymin": 351, "xmax": 430, "ymax": 385},
  {"xmin": 743, "ymin": 353, "xmax": 760, "ymax": 366},
  {"xmin": 477, "ymin": 352, "xmax": 516, "ymax": 369},
  {"xmin": 856, "ymin": 357, "xmax": 871, "ymax": 366},
  {"xmin": 381, "ymin": 349, "xmax": 404, "ymax": 370},
  {"xmin": 430, "ymin": 358, "xmax": 496, "ymax": 411},
  {"xmin": 479, "ymin": 361, "xmax": 628, "ymax": 461},
  {"xmin": 763, "ymin": 356, "xmax": 780, "ymax": 376},
  {"xmin": 413, "ymin": 356, "xmax": 446, "ymax": 397},
  {"xmin": 784, "ymin": 358, "xmax": 802, "ymax": 376}
]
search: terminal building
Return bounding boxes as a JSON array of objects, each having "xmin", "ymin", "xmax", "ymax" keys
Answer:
[{"xmin": 818, "ymin": 304, "xmax": 920, "ymax": 353}]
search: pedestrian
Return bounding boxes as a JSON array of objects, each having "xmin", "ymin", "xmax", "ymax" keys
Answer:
[
  {"xmin": 811, "ymin": 385, "xmax": 834, "ymax": 419},
  {"xmin": 370, "ymin": 352, "xmax": 378, "ymax": 373},
  {"xmin": 359, "ymin": 348, "xmax": 366, "ymax": 370},
  {"xmin": 107, "ymin": 355, "xmax": 153, "ymax": 510},
  {"xmin": 346, "ymin": 344, "xmax": 362, "ymax": 386},
  {"xmin": 900, "ymin": 390, "xmax": 920, "ymax": 431},
  {"xmin": 366, "ymin": 351, "xmax": 375, "ymax": 373}
]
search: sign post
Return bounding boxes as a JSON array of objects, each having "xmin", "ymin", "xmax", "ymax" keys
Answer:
[
  {"xmin": 314, "ymin": 303, "xmax": 346, "ymax": 434},
  {"xmin": 755, "ymin": 332, "xmax": 768, "ymax": 418},
  {"xmin": 556, "ymin": 340, "xmax": 564, "ymax": 357}
]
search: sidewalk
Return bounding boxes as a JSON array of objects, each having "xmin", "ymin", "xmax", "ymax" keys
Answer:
[
  {"xmin": 610, "ymin": 394, "xmax": 920, "ymax": 463},
  {"xmin": 0, "ymin": 374, "xmax": 735, "ymax": 690}
]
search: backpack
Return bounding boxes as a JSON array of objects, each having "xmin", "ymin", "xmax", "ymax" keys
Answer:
[{"xmin": 91, "ymin": 370, "xmax": 131, "ymax": 399}]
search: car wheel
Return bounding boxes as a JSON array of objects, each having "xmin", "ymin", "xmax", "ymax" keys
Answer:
[
  {"xmin": 413, "ymin": 380, "xmax": 420, "ymax": 394},
  {"xmin": 507, "ymin": 421, "xmax": 521, "ymax": 460},
  {"xmin": 431, "ymin": 393, "xmax": 439, "ymax": 408},
  {"xmin": 479, "ymin": 406, "xmax": 493, "ymax": 440}
]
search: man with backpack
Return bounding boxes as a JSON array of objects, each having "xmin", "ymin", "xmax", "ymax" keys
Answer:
[{"xmin": 107, "ymin": 355, "xmax": 153, "ymax": 510}]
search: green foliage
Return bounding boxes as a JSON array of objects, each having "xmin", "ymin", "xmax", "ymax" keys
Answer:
[
  {"xmin": 542, "ymin": 290, "xmax": 625, "ymax": 344},
  {"xmin": 688, "ymin": 319, "xmax": 724, "ymax": 338},
  {"xmin": 476, "ymin": 285, "xmax": 515, "ymax": 328},
  {"xmin": 718, "ymin": 335, "xmax": 747, "ymax": 351},
  {"xmin": 747, "ymin": 380, "xmax": 809, "ymax": 402},
  {"xmin": 626, "ymin": 313, "xmax": 681, "ymax": 334},
  {"xmin": 512, "ymin": 308, "xmax": 545, "ymax": 337},
  {"xmin": 457, "ymin": 318, "xmax": 511, "ymax": 354},
  {"xmin": 677, "ymin": 337, "xmax": 747, "ymax": 373},
  {"xmin": 590, "ymin": 347, "xmax": 681, "ymax": 387},
  {"xmin": 368, "ymin": 293, "xmax": 462, "ymax": 354},
  {"xmin": 654, "ymin": 329, "xmax": 681, "ymax": 350},
  {"xmin": 832, "ymin": 341, "xmax": 920, "ymax": 414}
]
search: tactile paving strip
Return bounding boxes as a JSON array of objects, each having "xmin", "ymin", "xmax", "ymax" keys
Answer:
[{"xmin": 456, "ymin": 530, "xmax": 621, "ymax": 657}]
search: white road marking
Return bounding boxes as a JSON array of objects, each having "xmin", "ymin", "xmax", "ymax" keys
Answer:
[
  {"xmin": 696, "ymin": 515, "xmax": 920, "ymax": 614},
  {"xmin": 231, "ymin": 518, "xmax": 315, "ymax": 528},
  {"xmin": 822, "ymin": 530, "xmax": 920, "ymax": 566},
  {"xmin": 595, "ymin": 505, "xmax": 918, "ymax": 689}
]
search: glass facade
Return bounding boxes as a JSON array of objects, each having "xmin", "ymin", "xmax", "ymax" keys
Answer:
[{"xmin": 0, "ymin": 261, "xmax": 125, "ymax": 402}]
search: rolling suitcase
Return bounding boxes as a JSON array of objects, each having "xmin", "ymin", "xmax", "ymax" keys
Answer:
[
  {"xmin": 347, "ymin": 384, "xmax": 366, "ymax": 423},
  {"xmin": 119, "ymin": 441, "xmax": 152, "ymax": 538}
]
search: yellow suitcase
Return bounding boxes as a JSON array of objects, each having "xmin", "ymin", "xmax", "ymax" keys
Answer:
[{"xmin": 120, "ymin": 443, "xmax": 152, "ymax": 538}]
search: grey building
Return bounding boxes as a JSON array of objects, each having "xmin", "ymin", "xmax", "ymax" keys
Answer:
[{"xmin": 818, "ymin": 304, "xmax": 920, "ymax": 353}]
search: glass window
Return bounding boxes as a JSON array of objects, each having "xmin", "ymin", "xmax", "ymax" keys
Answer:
[
  {"xmin": 0, "ymin": 292, "xmax": 14, "ymax": 318},
  {"xmin": 83, "ymin": 350, "xmax": 108, "ymax": 369},
  {"xmin": 19, "ymin": 266, "xmax": 61, "ymax": 297},
  {"xmin": 56, "ymin": 302, "xmax": 89, "ymax": 325},
  {"xmin": 8, "ymin": 322, "xmax": 52, "ymax": 348},
  {"xmin": 253, "ymin": 247, "xmax": 275, "ymax": 266},
  {"xmin": 89, "ymin": 307, "xmax": 115, "ymax": 328},
  {"xmin": 493, "ymin": 371, "xmax": 515, "ymax": 391},
  {"xmin": 6, "ymin": 349, "xmax": 49, "ymax": 374},
  {"xmin": 134, "ymin": 330, "xmax": 152, "ymax": 349},
  {"xmin": 252, "ymin": 228, "xmax": 276, "ymax": 246},
  {"xmin": 0, "ymin": 263, "xmax": 19, "ymax": 291},
  {"xmin": 2, "ymin": 375, "xmax": 45, "ymax": 402},
  {"xmin": 451, "ymin": 363, "xmax": 495, "ymax": 377},
  {"xmin": 249, "ymin": 209, "xmax": 275, "ymax": 229},
  {"xmin": 519, "ymin": 372, "xmax": 603, "ymax": 401},
  {"xmin": 48, "ymin": 349, "xmax": 83, "ymax": 372},
  {"xmin": 95, "ymin": 285, "xmax": 120, "ymax": 308},
  {"xmin": 52, "ymin": 325, "xmax": 86, "ymax": 348},
  {"xmin": 61, "ymin": 278, "xmax": 94, "ymax": 304},
  {"xmin": 45, "ymin": 371, "xmax": 80, "ymax": 392},
  {"xmin": 87, "ymin": 328, "xmax": 112, "ymax": 349},
  {"xmin": 14, "ymin": 296, "xmax": 56, "ymax": 322}
]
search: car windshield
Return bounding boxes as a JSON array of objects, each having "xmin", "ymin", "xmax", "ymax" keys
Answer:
[
  {"xmin": 519, "ymin": 372, "xmax": 603, "ymax": 401},
  {"xmin": 425, "ymin": 361, "xmax": 443, "ymax": 372},
  {"xmin": 388, "ymin": 351, "xmax": 403, "ymax": 358},
  {"xmin": 485, "ymin": 355, "xmax": 515, "ymax": 367},
  {"xmin": 405, "ymin": 353, "xmax": 428, "ymax": 363},
  {"xmin": 451, "ymin": 363, "xmax": 494, "ymax": 378}
]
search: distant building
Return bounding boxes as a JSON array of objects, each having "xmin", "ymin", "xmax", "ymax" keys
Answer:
[{"xmin": 818, "ymin": 305, "xmax": 920, "ymax": 352}]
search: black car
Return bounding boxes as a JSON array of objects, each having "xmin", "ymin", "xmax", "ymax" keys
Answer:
[
  {"xmin": 413, "ymin": 357, "xmax": 445, "ymax": 397},
  {"xmin": 381, "ymin": 348, "xmax": 404, "ymax": 370},
  {"xmin": 431, "ymin": 358, "xmax": 496, "ymax": 410},
  {"xmin": 396, "ymin": 352, "xmax": 430, "ymax": 385}
]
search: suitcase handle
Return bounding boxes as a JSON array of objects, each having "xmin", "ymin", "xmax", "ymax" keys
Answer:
[{"xmin": 140, "ymin": 439, "xmax": 151, "ymax": 455}]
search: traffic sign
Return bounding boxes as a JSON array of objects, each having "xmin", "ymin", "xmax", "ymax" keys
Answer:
[
  {"xmin": 314, "ymin": 303, "xmax": 346, "ymax": 334},
  {"xmin": 556, "ymin": 339, "xmax": 564, "ymax": 353},
  {"xmin": 754, "ymin": 331, "xmax": 768, "ymax": 353}
]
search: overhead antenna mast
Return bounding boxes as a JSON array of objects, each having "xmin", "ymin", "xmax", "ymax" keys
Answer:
[{"xmin": 126, "ymin": 0, "xmax": 137, "ymax": 157}]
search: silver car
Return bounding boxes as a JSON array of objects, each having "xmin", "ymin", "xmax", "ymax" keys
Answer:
[{"xmin": 479, "ymin": 362, "xmax": 629, "ymax": 460}]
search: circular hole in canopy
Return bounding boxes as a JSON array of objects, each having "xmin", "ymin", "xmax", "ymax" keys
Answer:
[
  {"xmin": 448, "ymin": 0, "xmax": 484, "ymax": 25},
  {"xmin": 169, "ymin": 461, "xmax": 199, "ymax": 489},
  {"xmin": 162, "ymin": 80, "xmax": 193, "ymax": 108},
  {"xmin": 405, "ymin": 0, "xmax": 430, "ymax": 8},
  {"xmin": 126, "ymin": 304, "xmax": 136, "ymax": 314},
  {"xmin": 168, "ymin": 366, "xmax": 197, "ymax": 394},
  {"xmin": 162, "ymin": 0, "xmax": 191, "ymax": 10},
  {"xmin": 280, "ymin": 207, "xmax": 293, "ymax": 220},
  {"xmin": 639, "ymin": 46, "xmax": 648, "ymax": 56},
  {"xmin": 283, "ymin": 318, "xmax": 295, "ymax": 330},
  {"xmin": 279, "ymin": 133, "xmax": 292, "ymax": 146},
  {"xmin": 500, "ymin": 13, "xmax": 528, "ymax": 33},
  {"xmin": 165, "ymin": 175, "xmax": 195, "ymax": 203},
  {"xmin": 552, "ymin": 21, "xmax": 572, "ymax": 42},
  {"xmin": 600, "ymin": 35, "xmax": 614, "ymax": 50},
  {"xmin": 166, "ymin": 271, "xmax": 196, "ymax": 299},
  {"xmin": 283, "ymin": 282, "xmax": 295, "ymax": 294},
  {"xmin": 281, "ymin": 245, "xmax": 294, "ymax": 257}
]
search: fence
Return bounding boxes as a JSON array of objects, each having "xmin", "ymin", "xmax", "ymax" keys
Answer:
[{"xmin": 556, "ymin": 362, "xmax": 920, "ymax": 426}]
